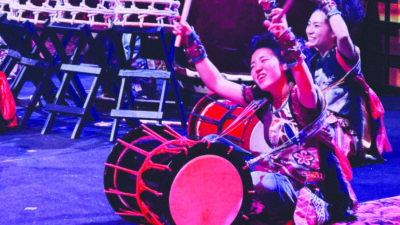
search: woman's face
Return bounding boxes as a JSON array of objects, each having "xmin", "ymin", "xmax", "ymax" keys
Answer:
[
  {"xmin": 250, "ymin": 48, "xmax": 286, "ymax": 94},
  {"xmin": 306, "ymin": 10, "xmax": 335, "ymax": 50}
]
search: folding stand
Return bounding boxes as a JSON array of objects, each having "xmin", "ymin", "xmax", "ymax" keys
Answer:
[
  {"xmin": 41, "ymin": 23, "xmax": 109, "ymax": 139},
  {"xmin": 0, "ymin": 16, "xmax": 58, "ymax": 128},
  {"xmin": 108, "ymin": 26, "xmax": 186, "ymax": 142},
  {"xmin": 0, "ymin": 15, "xmax": 20, "ymax": 74},
  {"xmin": 0, "ymin": 48, "xmax": 21, "ymax": 77}
]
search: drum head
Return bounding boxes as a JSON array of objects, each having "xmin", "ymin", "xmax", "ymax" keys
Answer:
[
  {"xmin": 164, "ymin": 142, "xmax": 253, "ymax": 225},
  {"xmin": 169, "ymin": 155, "xmax": 244, "ymax": 225}
]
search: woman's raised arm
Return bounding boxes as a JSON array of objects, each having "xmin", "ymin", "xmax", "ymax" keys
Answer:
[
  {"xmin": 173, "ymin": 22, "xmax": 246, "ymax": 105},
  {"xmin": 267, "ymin": 8, "xmax": 318, "ymax": 109}
]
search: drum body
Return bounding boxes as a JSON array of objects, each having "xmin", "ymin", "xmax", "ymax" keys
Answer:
[
  {"xmin": 104, "ymin": 124, "xmax": 254, "ymax": 225},
  {"xmin": 188, "ymin": 94, "xmax": 270, "ymax": 154}
]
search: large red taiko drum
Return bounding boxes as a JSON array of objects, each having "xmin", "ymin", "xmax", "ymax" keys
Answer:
[{"xmin": 104, "ymin": 124, "xmax": 254, "ymax": 225}]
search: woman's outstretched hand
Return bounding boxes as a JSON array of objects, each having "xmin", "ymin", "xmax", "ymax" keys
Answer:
[
  {"xmin": 264, "ymin": 8, "xmax": 288, "ymax": 38},
  {"xmin": 173, "ymin": 20, "xmax": 193, "ymax": 37}
]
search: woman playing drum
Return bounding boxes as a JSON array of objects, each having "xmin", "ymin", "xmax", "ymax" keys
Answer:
[
  {"xmin": 173, "ymin": 11, "xmax": 356, "ymax": 224},
  {"xmin": 303, "ymin": 0, "xmax": 392, "ymax": 166}
]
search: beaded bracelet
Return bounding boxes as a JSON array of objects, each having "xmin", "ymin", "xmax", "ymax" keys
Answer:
[
  {"xmin": 321, "ymin": 0, "xmax": 341, "ymax": 18},
  {"xmin": 327, "ymin": 8, "xmax": 342, "ymax": 19}
]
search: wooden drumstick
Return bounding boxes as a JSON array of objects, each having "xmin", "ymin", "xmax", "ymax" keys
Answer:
[
  {"xmin": 174, "ymin": 0, "xmax": 192, "ymax": 47},
  {"xmin": 259, "ymin": 0, "xmax": 293, "ymax": 21}
]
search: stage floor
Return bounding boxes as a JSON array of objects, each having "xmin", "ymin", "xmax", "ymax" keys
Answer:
[
  {"xmin": 335, "ymin": 195, "xmax": 400, "ymax": 224},
  {"xmin": 0, "ymin": 86, "xmax": 399, "ymax": 224}
]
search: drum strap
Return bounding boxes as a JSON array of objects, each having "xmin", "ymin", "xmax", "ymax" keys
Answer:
[
  {"xmin": 247, "ymin": 88, "xmax": 328, "ymax": 165},
  {"xmin": 321, "ymin": 59, "xmax": 361, "ymax": 94},
  {"xmin": 215, "ymin": 98, "xmax": 269, "ymax": 140}
]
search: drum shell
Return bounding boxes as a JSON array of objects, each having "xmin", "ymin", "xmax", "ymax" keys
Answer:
[{"xmin": 104, "ymin": 125, "xmax": 178, "ymax": 224}]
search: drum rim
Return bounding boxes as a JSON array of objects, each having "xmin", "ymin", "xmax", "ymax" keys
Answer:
[
  {"xmin": 104, "ymin": 128, "xmax": 149, "ymax": 223},
  {"xmin": 104, "ymin": 124, "xmax": 176, "ymax": 224}
]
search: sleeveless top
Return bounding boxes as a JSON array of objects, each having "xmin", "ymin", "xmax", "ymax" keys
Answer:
[
  {"xmin": 243, "ymin": 85, "xmax": 325, "ymax": 185},
  {"xmin": 243, "ymin": 84, "xmax": 356, "ymax": 218}
]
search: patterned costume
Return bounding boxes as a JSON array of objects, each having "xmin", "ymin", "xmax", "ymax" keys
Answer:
[
  {"xmin": 310, "ymin": 47, "xmax": 392, "ymax": 164},
  {"xmin": 243, "ymin": 84, "xmax": 356, "ymax": 224}
]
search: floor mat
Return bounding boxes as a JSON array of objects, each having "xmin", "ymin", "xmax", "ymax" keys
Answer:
[{"xmin": 335, "ymin": 195, "xmax": 400, "ymax": 224}]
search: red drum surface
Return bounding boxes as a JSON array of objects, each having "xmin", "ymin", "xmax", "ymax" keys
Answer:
[{"xmin": 169, "ymin": 155, "xmax": 244, "ymax": 225}]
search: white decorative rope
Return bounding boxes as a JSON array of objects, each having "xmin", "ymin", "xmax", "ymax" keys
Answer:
[{"xmin": 0, "ymin": 0, "xmax": 181, "ymax": 28}]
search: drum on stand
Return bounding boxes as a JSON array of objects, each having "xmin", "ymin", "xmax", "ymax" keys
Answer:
[
  {"xmin": 188, "ymin": 93, "xmax": 270, "ymax": 154},
  {"xmin": 104, "ymin": 124, "xmax": 254, "ymax": 225}
]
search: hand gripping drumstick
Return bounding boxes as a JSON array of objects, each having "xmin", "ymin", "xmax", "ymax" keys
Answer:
[
  {"xmin": 259, "ymin": 0, "xmax": 293, "ymax": 21},
  {"xmin": 174, "ymin": 0, "xmax": 192, "ymax": 47}
]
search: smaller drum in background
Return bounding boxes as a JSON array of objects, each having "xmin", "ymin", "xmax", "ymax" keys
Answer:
[
  {"xmin": 104, "ymin": 124, "xmax": 254, "ymax": 225},
  {"xmin": 188, "ymin": 93, "xmax": 270, "ymax": 154}
]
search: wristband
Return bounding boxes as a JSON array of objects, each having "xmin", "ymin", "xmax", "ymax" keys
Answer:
[
  {"xmin": 185, "ymin": 45, "xmax": 207, "ymax": 64},
  {"xmin": 276, "ymin": 28, "xmax": 303, "ymax": 66},
  {"xmin": 327, "ymin": 8, "xmax": 342, "ymax": 19},
  {"xmin": 320, "ymin": 0, "xmax": 340, "ymax": 17},
  {"xmin": 182, "ymin": 31, "xmax": 208, "ymax": 64}
]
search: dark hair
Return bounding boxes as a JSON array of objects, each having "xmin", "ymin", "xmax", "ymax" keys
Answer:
[
  {"xmin": 337, "ymin": 0, "xmax": 365, "ymax": 23},
  {"xmin": 246, "ymin": 31, "xmax": 294, "ymax": 82},
  {"xmin": 246, "ymin": 31, "xmax": 285, "ymax": 65},
  {"xmin": 316, "ymin": 0, "xmax": 365, "ymax": 30}
]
